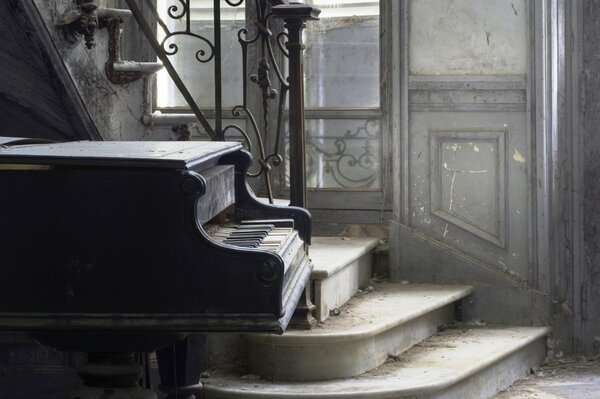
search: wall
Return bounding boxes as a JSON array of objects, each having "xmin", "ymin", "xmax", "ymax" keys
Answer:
[
  {"xmin": 388, "ymin": 0, "xmax": 550, "ymax": 331},
  {"xmin": 388, "ymin": 0, "xmax": 600, "ymax": 356},
  {"xmin": 31, "ymin": 0, "xmax": 173, "ymax": 141},
  {"xmin": 582, "ymin": 0, "xmax": 600, "ymax": 355}
]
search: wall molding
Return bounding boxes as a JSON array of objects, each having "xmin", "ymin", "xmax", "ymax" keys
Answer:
[
  {"xmin": 429, "ymin": 129, "xmax": 508, "ymax": 248},
  {"xmin": 409, "ymin": 76, "xmax": 527, "ymax": 112}
]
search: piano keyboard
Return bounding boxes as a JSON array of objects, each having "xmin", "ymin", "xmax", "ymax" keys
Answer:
[
  {"xmin": 206, "ymin": 219, "xmax": 305, "ymax": 274},
  {"xmin": 211, "ymin": 225, "xmax": 294, "ymax": 249}
]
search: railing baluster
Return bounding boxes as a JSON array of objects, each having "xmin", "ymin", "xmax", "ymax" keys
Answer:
[{"xmin": 273, "ymin": 3, "xmax": 320, "ymax": 209}]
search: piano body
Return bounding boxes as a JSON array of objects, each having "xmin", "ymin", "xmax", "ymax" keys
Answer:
[{"xmin": 0, "ymin": 138, "xmax": 313, "ymax": 397}]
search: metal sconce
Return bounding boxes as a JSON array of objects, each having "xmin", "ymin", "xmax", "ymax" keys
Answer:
[{"xmin": 58, "ymin": 0, "xmax": 99, "ymax": 49}]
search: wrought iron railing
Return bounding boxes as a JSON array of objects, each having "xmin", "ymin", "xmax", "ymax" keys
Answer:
[
  {"xmin": 124, "ymin": 0, "xmax": 319, "ymax": 207},
  {"xmin": 301, "ymin": 119, "xmax": 380, "ymax": 189}
]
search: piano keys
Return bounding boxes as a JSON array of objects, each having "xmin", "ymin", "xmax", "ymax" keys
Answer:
[{"xmin": 0, "ymin": 137, "xmax": 313, "ymax": 336}]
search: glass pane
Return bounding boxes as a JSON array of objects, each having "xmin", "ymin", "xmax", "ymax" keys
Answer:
[
  {"xmin": 409, "ymin": 0, "xmax": 527, "ymax": 75},
  {"xmin": 303, "ymin": 0, "xmax": 379, "ymax": 108},
  {"xmin": 285, "ymin": 119, "xmax": 382, "ymax": 189},
  {"xmin": 156, "ymin": 0, "xmax": 245, "ymax": 108}
]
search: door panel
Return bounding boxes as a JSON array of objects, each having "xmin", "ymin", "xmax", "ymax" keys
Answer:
[
  {"xmin": 400, "ymin": 0, "xmax": 531, "ymax": 281},
  {"xmin": 410, "ymin": 111, "xmax": 529, "ymax": 278}
]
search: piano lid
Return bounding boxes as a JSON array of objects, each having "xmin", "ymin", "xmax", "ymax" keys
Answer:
[{"xmin": 0, "ymin": 138, "xmax": 243, "ymax": 169}]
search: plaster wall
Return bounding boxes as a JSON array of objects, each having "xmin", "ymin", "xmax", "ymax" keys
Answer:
[
  {"xmin": 389, "ymin": 0, "xmax": 600, "ymax": 356},
  {"xmin": 32, "ymin": 0, "xmax": 173, "ymax": 141}
]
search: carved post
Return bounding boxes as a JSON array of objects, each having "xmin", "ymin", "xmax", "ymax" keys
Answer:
[
  {"xmin": 273, "ymin": 3, "xmax": 320, "ymax": 209},
  {"xmin": 273, "ymin": 4, "xmax": 319, "ymax": 330}
]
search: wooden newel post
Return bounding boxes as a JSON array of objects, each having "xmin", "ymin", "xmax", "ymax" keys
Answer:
[{"xmin": 273, "ymin": 3, "xmax": 320, "ymax": 209}]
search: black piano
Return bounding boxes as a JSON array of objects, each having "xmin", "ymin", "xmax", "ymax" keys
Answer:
[{"xmin": 0, "ymin": 138, "xmax": 312, "ymax": 397}]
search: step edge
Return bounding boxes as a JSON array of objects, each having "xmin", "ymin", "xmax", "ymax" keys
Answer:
[
  {"xmin": 311, "ymin": 238, "xmax": 379, "ymax": 280},
  {"xmin": 380, "ymin": 326, "xmax": 551, "ymax": 397},
  {"xmin": 204, "ymin": 326, "xmax": 550, "ymax": 399},
  {"xmin": 247, "ymin": 286, "xmax": 474, "ymax": 345}
]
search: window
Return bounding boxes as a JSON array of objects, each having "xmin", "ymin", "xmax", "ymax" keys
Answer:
[
  {"xmin": 296, "ymin": 0, "xmax": 382, "ymax": 191},
  {"xmin": 152, "ymin": 0, "xmax": 389, "ymax": 221},
  {"xmin": 155, "ymin": 0, "xmax": 245, "ymax": 110}
]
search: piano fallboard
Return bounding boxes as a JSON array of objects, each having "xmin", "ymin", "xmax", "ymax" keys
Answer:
[{"xmin": 0, "ymin": 139, "xmax": 312, "ymax": 334}]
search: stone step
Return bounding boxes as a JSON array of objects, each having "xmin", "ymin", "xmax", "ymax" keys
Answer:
[
  {"xmin": 202, "ymin": 326, "xmax": 550, "ymax": 399},
  {"xmin": 310, "ymin": 236, "xmax": 379, "ymax": 321},
  {"xmin": 244, "ymin": 283, "xmax": 474, "ymax": 381},
  {"xmin": 204, "ymin": 234, "xmax": 379, "ymax": 370}
]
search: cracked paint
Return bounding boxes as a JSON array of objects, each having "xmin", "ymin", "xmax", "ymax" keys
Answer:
[
  {"xmin": 513, "ymin": 148, "xmax": 526, "ymax": 163},
  {"xmin": 448, "ymin": 143, "xmax": 459, "ymax": 151},
  {"xmin": 443, "ymin": 163, "xmax": 490, "ymax": 174}
]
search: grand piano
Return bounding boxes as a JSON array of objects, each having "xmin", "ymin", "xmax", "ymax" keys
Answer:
[{"xmin": 0, "ymin": 137, "xmax": 313, "ymax": 398}]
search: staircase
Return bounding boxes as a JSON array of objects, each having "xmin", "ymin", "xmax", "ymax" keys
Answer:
[{"xmin": 199, "ymin": 236, "xmax": 550, "ymax": 399}]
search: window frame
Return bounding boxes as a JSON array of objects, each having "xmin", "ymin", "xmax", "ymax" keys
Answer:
[{"xmin": 298, "ymin": 0, "xmax": 392, "ymax": 223}]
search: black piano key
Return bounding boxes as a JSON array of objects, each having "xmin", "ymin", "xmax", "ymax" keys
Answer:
[
  {"xmin": 222, "ymin": 237, "xmax": 259, "ymax": 242},
  {"xmin": 229, "ymin": 231, "xmax": 268, "ymax": 238},
  {"xmin": 210, "ymin": 222, "xmax": 296, "ymax": 253},
  {"xmin": 223, "ymin": 235, "xmax": 262, "ymax": 241},
  {"xmin": 222, "ymin": 240, "xmax": 259, "ymax": 248}
]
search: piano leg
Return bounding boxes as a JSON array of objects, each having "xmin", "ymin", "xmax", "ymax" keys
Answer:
[
  {"xmin": 156, "ymin": 335, "xmax": 206, "ymax": 399},
  {"xmin": 290, "ymin": 283, "xmax": 317, "ymax": 329},
  {"xmin": 70, "ymin": 352, "xmax": 156, "ymax": 399}
]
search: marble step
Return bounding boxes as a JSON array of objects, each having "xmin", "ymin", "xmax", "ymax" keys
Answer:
[
  {"xmin": 244, "ymin": 283, "xmax": 474, "ymax": 381},
  {"xmin": 203, "ymin": 326, "xmax": 550, "ymax": 399},
  {"xmin": 204, "ymin": 234, "xmax": 379, "ymax": 370},
  {"xmin": 310, "ymin": 236, "xmax": 379, "ymax": 321}
]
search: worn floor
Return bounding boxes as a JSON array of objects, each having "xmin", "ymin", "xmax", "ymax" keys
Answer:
[{"xmin": 495, "ymin": 356, "xmax": 600, "ymax": 398}]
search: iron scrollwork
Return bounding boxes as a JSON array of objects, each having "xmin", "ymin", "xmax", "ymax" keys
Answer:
[
  {"xmin": 298, "ymin": 120, "xmax": 380, "ymax": 189},
  {"xmin": 153, "ymin": 0, "xmax": 216, "ymax": 63},
  {"xmin": 221, "ymin": 0, "xmax": 291, "ymax": 202},
  {"xmin": 126, "ymin": 0, "xmax": 319, "ymax": 204}
]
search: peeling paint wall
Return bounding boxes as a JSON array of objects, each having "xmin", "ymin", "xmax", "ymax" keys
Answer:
[
  {"xmin": 390, "ymin": 0, "xmax": 536, "ymax": 330},
  {"xmin": 32, "ymin": 0, "xmax": 173, "ymax": 141},
  {"xmin": 409, "ymin": 0, "xmax": 527, "ymax": 75}
]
